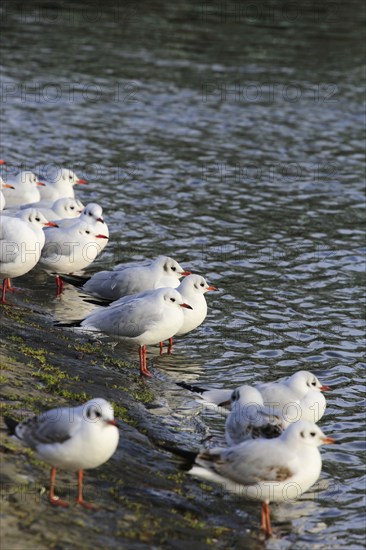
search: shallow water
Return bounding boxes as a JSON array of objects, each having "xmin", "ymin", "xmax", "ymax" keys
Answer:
[{"xmin": 1, "ymin": 1, "xmax": 365, "ymax": 548}]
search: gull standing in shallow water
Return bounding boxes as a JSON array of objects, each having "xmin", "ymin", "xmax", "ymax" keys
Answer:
[
  {"xmin": 255, "ymin": 370, "xmax": 329, "ymax": 424},
  {"xmin": 80, "ymin": 287, "xmax": 192, "ymax": 376},
  {"xmin": 2, "ymin": 171, "xmax": 45, "ymax": 207},
  {"xmin": 224, "ymin": 386, "xmax": 286, "ymax": 445},
  {"xmin": 63, "ymin": 255, "xmax": 191, "ymax": 301},
  {"xmin": 162, "ymin": 274, "xmax": 217, "ymax": 353},
  {"xmin": 39, "ymin": 221, "xmax": 109, "ymax": 295},
  {"xmin": 39, "ymin": 168, "xmax": 87, "ymax": 201},
  {"xmin": 0, "ymin": 209, "xmax": 57, "ymax": 303},
  {"xmin": 189, "ymin": 420, "xmax": 334, "ymax": 537},
  {"xmin": 4, "ymin": 398, "xmax": 119, "ymax": 508}
]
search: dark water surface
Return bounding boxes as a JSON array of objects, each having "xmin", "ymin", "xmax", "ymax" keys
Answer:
[{"xmin": 1, "ymin": 1, "xmax": 365, "ymax": 548}]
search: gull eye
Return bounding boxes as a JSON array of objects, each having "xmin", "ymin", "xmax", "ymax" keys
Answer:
[
  {"xmin": 70, "ymin": 206, "xmax": 75, "ymax": 210},
  {"xmin": 312, "ymin": 381, "xmax": 316, "ymax": 386},
  {"xmin": 88, "ymin": 212, "xmax": 92, "ymax": 216},
  {"xmin": 69, "ymin": 175, "xmax": 73, "ymax": 180},
  {"xmin": 170, "ymin": 297, "xmax": 176, "ymax": 302},
  {"xmin": 35, "ymin": 217, "xmax": 40, "ymax": 222},
  {"xmin": 200, "ymin": 282, "xmax": 205, "ymax": 287},
  {"xmin": 310, "ymin": 432, "xmax": 316, "ymax": 437},
  {"xmin": 85, "ymin": 230, "xmax": 90, "ymax": 235},
  {"xmin": 95, "ymin": 410, "xmax": 102, "ymax": 418},
  {"xmin": 171, "ymin": 266, "xmax": 176, "ymax": 272}
]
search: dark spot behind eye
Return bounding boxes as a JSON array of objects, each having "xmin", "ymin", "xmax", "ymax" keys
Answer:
[
  {"xmin": 300, "ymin": 431, "xmax": 305, "ymax": 438},
  {"xmin": 86, "ymin": 407, "xmax": 91, "ymax": 419}
]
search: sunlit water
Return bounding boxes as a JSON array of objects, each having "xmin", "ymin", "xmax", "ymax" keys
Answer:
[{"xmin": 1, "ymin": 1, "xmax": 365, "ymax": 548}]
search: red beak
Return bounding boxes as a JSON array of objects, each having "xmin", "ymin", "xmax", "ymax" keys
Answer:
[
  {"xmin": 180, "ymin": 302, "xmax": 193, "ymax": 310},
  {"xmin": 206, "ymin": 285, "xmax": 218, "ymax": 291},
  {"xmin": 0, "ymin": 160, "xmax": 5, "ymax": 165},
  {"xmin": 37, "ymin": 181, "xmax": 46, "ymax": 186},
  {"xmin": 320, "ymin": 385, "xmax": 330, "ymax": 391},
  {"xmin": 44, "ymin": 221, "xmax": 59, "ymax": 227},
  {"xmin": 179, "ymin": 270, "xmax": 191, "ymax": 277},
  {"xmin": 76, "ymin": 178, "xmax": 87, "ymax": 184},
  {"xmin": 3, "ymin": 183, "xmax": 14, "ymax": 189},
  {"xmin": 96, "ymin": 234, "xmax": 109, "ymax": 239}
]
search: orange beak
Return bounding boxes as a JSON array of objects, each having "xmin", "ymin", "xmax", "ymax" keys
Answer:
[
  {"xmin": 37, "ymin": 181, "xmax": 46, "ymax": 186},
  {"xmin": 320, "ymin": 385, "xmax": 330, "ymax": 391},
  {"xmin": 180, "ymin": 303, "xmax": 193, "ymax": 310},
  {"xmin": 96, "ymin": 234, "xmax": 109, "ymax": 239},
  {"xmin": 76, "ymin": 178, "xmax": 87, "ymax": 184},
  {"xmin": 44, "ymin": 221, "xmax": 59, "ymax": 227},
  {"xmin": 206, "ymin": 285, "xmax": 218, "ymax": 291},
  {"xmin": 3, "ymin": 183, "xmax": 14, "ymax": 189},
  {"xmin": 321, "ymin": 436, "xmax": 334, "ymax": 445},
  {"xmin": 179, "ymin": 270, "xmax": 191, "ymax": 276}
]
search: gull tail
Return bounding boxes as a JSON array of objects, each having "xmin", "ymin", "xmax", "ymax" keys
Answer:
[
  {"xmin": 59, "ymin": 274, "xmax": 91, "ymax": 288},
  {"xmin": 176, "ymin": 381, "xmax": 208, "ymax": 395},
  {"xmin": 4, "ymin": 416, "xmax": 19, "ymax": 435}
]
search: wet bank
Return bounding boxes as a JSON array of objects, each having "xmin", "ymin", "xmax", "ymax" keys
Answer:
[{"xmin": 1, "ymin": 301, "xmax": 265, "ymax": 550}]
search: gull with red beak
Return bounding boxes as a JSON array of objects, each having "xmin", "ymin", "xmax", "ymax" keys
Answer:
[
  {"xmin": 0, "ymin": 209, "xmax": 58, "ymax": 303},
  {"xmin": 190, "ymin": 419, "xmax": 334, "ymax": 538},
  {"xmin": 2, "ymin": 171, "xmax": 46, "ymax": 207},
  {"xmin": 39, "ymin": 168, "xmax": 87, "ymax": 201},
  {"xmin": 80, "ymin": 287, "xmax": 192, "ymax": 376},
  {"xmin": 255, "ymin": 370, "xmax": 330, "ymax": 424},
  {"xmin": 4, "ymin": 398, "xmax": 119, "ymax": 508},
  {"xmin": 38, "ymin": 220, "xmax": 109, "ymax": 296},
  {"xmin": 63, "ymin": 255, "xmax": 191, "ymax": 302},
  {"xmin": 0, "ymin": 177, "xmax": 15, "ymax": 210},
  {"xmin": 161, "ymin": 274, "xmax": 218, "ymax": 353}
]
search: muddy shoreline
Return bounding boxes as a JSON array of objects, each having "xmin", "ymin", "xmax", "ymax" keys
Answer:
[{"xmin": 0, "ymin": 302, "xmax": 262, "ymax": 549}]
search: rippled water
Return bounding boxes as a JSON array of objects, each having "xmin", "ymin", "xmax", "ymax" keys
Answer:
[{"xmin": 1, "ymin": 1, "xmax": 365, "ymax": 548}]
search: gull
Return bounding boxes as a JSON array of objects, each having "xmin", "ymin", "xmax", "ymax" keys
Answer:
[
  {"xmin": 255, "ymin": 371, "xmax": 329, "ymax": 424},
  {"xmin": 189, "ymin": 420, "xmax": 334, "ymax": 537},
  {"xmin": 38, "ymin": 221, "xmax": 109, "ymax": 295},
  {"xmin": 39, "ymin": 168, "xmax": 87, "ymax": 201},
  {"xmin": 80, "ymin": 287, "xmax": 192, "ymax": 376},
  {"xmin": 0, "ymin": 209, "xmax": 57, "ymax": 303},
  {"xmin": 64, "ymin": 255, "xmax": 191, "ymax": 301},
  {"xmin": 0, "ymin": 178, "xmax": 14, "ymax": 210},
  {"xmin": 14, "ymin": 197, "xmax": 85, "ymax": 220},
  {"xmin": 162, "ymin": 274, "xmax": 217, "ymax": 353},
  {"xmin": 2, "ymin": 171, "xmax": 45, "ymax": 206},
  {"xmin": 178, "ymin": 370, "xmax": 329, "ymax": 422},
  {"xmin": 224, "ymin": 386, "xmax": 286, "ymax": 446},
  {"xmin": 4, "ymin": 398, "xmax": 119, "ymax": 508}
]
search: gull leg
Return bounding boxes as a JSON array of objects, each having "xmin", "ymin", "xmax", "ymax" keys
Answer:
[
  {"xmin": 159, "ymin": 341, "xmax": 163, "ymax": 355},
  {"xmin": 76, "ymin": 469, "xmax": 96, "ymax": 509},
  {"xmin": 139, "ymin": 345, "xmax": 152, "ymax": 377},
  {"xmin": 55, "ymin": 275, "xmax": 64, "ymax": 297},
  {"xmin": 49, "ymin": 467, "xmax": 68, "ymax": 507},
  {"xmin": 264, "ymin": 502, "xmax": 273, "ymax": 537},
  {"xmin": 1, "ymin": 278, "xmax": 8, "ymax": 304},
  {"xmin": 167, "ymin": 337, "xmax": 173, "ymax": 354},
  {"xmin": 260, "ymin": 502, "xmax": 267, "ymax": 531}
]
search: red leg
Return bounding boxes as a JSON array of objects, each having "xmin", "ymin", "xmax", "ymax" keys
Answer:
[
  {"xmin": 139, "ymin": 345, "xmax": 152, "ymax": 377},
  {"xmin": 49, "ymin": 467, "xmax": 69, "ymax": 507},
  {"xmin": 76, "ymin": 469, "xmax": 96, "ymax": 509},
  {"xmin": 55, "ymin": 275, "xmax": 64, "ymax": 296},
  {"xmin": 167, "ymin": 337, "xmax": 173, "ymax": 354},
  {"xmin": 159, "ymin": 341, "xmax": 163, "ymax": 355},
  {"xmin": 260, "ymin": 502, "xmax": 272, "ymax": 537},
  {"xmin": 1, "ymin": 278, "xmax": 8, "ymax": 304}
]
